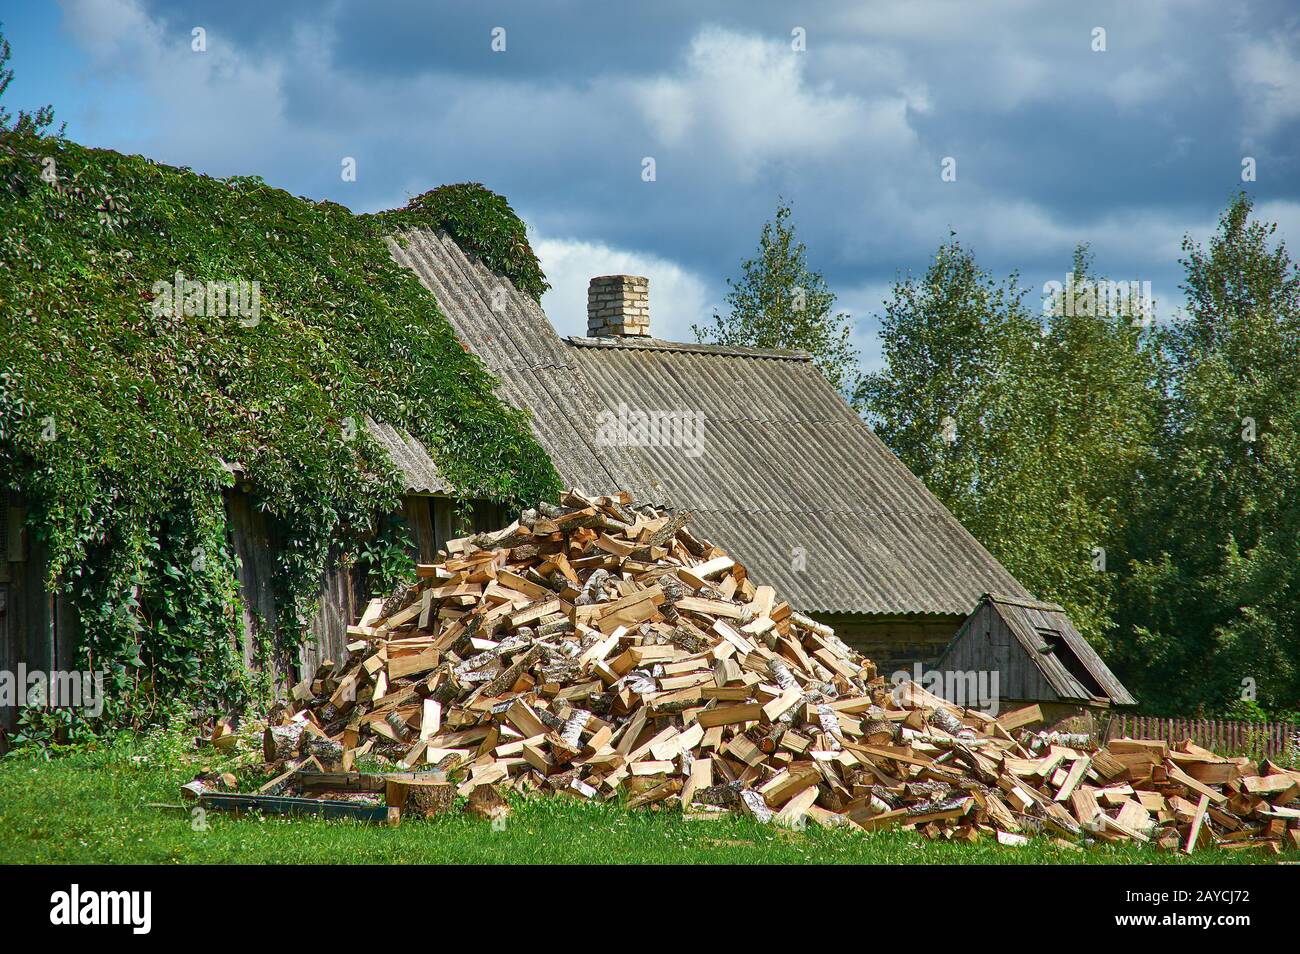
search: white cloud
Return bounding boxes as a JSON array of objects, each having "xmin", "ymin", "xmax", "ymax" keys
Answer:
[
  {"xmin": 1232, "ymin": 34, "xmax": 1300, "ymax": 143},
  {"xmin": 1105, "ymin": 66, "xmax": 1178, "ymax": 108},
  {"xmin": 633, "ymin": 27, "xmax": 916, "ymax": 179},
  {"xmin": 535, "ymin": 236, "xmax": 716, "ymax": 342},
  {"xmin": 58, "ymin": 0, "xmax": 294, "ymax": 171}
]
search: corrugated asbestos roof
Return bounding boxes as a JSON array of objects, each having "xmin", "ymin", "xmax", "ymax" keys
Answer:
[
  {"xmin": 385, "ymin": 229, "xmax": 665, "ymax": 505},
  {"xmin": 363, "ymin": 417, "xmax": 448, "ymax": 495},
  {"xmin": 381, "ymin": 227, "xmax": 1033, "ymax": 617},
  {"xmin": 982, "ymin": 594, "xmax": 1136, "ymax": 706},
  {"xmin": 566, "ymin": 336, "xmax": 1030, "ymax": 616}
]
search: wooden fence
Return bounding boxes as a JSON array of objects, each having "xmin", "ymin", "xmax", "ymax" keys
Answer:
[{"xmin": 1107, "ymin": 715, "xmax": 1299, "ymax": 760}]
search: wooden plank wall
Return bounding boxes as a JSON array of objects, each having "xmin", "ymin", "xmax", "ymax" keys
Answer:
[
  {"xmin": 223, "ymin": 489, "xmax": 280, "ymax": 670},
  {"xmin": 937, "ymin": 602, "xmax": 1065, "ymax": 703},
  {"xmin": 227, "ymin": 490, "xmax": 437, "ymax": 679},
  {"xmin": 225, "ymin": 488, "xmax": 362, "ymax": 680},
  {"xmin": 403, "ymin": 496, "xmax": 437, "ymax": 563},
  {"xmin": 299, "ymin": 495, "xmax": 502, "ymax": 672},
  {"xmin": 298, "ymin": 494, "xmax": 505, "ymax": 673},
  {"xmin": 302, "ymin": 557, "xmax": 356, "ymax": 679},
  {"xmin": 432, "ymin": 496, "xmax": 454, "ymax": 551},
  {"xmin": 1, "ymin": 490, "xmax": 507, "ymax": 734},
  {"xmin": 820, "ymin": 612, "xmax": 963, "ymax": 676},
  {"xmin": 1, "ymin": 493, "xmax": 56, "ymax": 734}
]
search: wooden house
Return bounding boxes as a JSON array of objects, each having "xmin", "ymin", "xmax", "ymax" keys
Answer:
[
  {"xmin": 386, "ymin": 228, "xmax": 1034, "ymax": 674},
  {"xmin": 3, "ymin": 213, "xmax": 1134, "ymax": 732},
  {"xmin": 935, "ymin": 593, "xmax": 1136, "ymax": 725},
  {"xmin": 1, "ymin": 454, "xmax": 504, "ymax": 733}
]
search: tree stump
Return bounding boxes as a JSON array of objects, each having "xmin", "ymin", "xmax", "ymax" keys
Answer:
[
  {"xmin": 263, "ymin": 723, "xmax": 306, "ymax": 762},
  {"xmin": 409, "ymin": 782, "xmax": 456, "ymax": 818},
  {"xmin": 465, "ymin": 784, "xmax": 510, "ymax": 821}
]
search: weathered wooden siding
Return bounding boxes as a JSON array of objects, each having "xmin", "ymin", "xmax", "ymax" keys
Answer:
[
  {"xmin": 427, "ymin": 497, "xmax": 507, "ymax": 548},
  {"xmin": 937, "ymin": 595, "xmax": 1135, "ymax": 709},
  {"xmin": 431, "ymin": 496, "xmax": 455, "ymax": 548},
  {"xmin": 301, "ymin": 556, "xmax": 357, "ymax": 678},
  {"xmin": 223, "ymin": 489, "xmax": 280, "ymax": 670},
  {"xmin": 402, "ymin": 495, "xmax": 437, "ymax": 564},
  {"xmin": 1, "ymin": 493, "xmax": 70, "ymax": 733},
  {"xmin": 938, "ymin": 601, "xmax": 1067, "ymax": 703},
  {"xmin": 816, "ymin": 612, "xmax": 963, "ymax": 675},
  {"xmin": 1, "ymin": 489, "xmax": 508, "ymax": 735},
  {"xmin": 225, "ymin": 487, "xmax": 363, "ymax": 678},
  {"xmin": 279, "ymin": 493, "xmax": 507, "ymax": 674}
]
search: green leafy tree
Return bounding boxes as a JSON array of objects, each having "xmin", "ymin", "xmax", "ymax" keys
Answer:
[
  {"xmin": 1117, "ymin": 194, "xmax": 1300, "ymax": 713},
  {"xmin": 854, "ymin": 239, "xmax": 1032, "ymax": 510},
  {"xmin": 858, "ymin": 242, "xmax": 1160, "ymax": 649},
  {"xmin": 694, "ymin": 200, "xmax": 859, "ymax": 396},
  {"xmin": 1015, "ymin": 248, "xmax": 1163, "ymax": 650}
]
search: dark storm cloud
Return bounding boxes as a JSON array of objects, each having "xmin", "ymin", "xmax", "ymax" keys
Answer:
[{"xmin": 28, "ymin": 0, "xmax": 1300, "ymax": 349}]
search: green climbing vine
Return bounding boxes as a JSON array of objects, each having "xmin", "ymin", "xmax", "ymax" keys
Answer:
[
  {"xmin": 370, "ymin": 183, "xmax": 550, "ymax": 301},
  {"xmin": 0, "ymin": 131, "xmax": 560, "ymax": 733}
]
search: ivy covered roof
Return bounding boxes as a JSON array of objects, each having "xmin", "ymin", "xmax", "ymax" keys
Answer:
[{"xmin": 0, "ymin": 132, "xmax": 560, "ymax": 711}]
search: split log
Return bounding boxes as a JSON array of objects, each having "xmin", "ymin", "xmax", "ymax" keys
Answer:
[
  {"xmin": 465, "ymin": 784, "xmax": 511, "ymax": 821},
  {"xmin": 218, "ymin": 489, "xmax": 1287, "ymax": 851},
  {"xmin": 263, "ymin": 723, "xmax": 306, "ymax": 762}
]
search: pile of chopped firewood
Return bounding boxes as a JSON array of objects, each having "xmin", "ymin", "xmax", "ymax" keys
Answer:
[{"xmin": 242, "ymin": 489, "xmax": 1298, "ymax": 852}]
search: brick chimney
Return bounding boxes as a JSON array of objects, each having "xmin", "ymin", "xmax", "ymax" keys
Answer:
[{"xmin": 587, "ymin": 275, "xmax": 649, "ymax": 338}]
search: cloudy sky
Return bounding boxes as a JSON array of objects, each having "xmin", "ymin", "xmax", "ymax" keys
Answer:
[{"xmin": 5, "ymin": 1, "xmax": 1299, "ymax": 368}]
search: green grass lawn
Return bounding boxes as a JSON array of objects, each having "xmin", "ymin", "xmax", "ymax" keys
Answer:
[{"xmin": 0, "ymin": 737, "xmax": 1283, "ymax": 865}]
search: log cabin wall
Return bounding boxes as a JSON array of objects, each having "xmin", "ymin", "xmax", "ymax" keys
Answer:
[
  {"xmin": 1, "ymin": 492, "xmax": 73, "ymax": 734},
  {"xmin": 1, "ymin": 487, "xmax": 507, "ymax": 736},
  {"xmin": 815, "ymin": 612, "xmax": 963, "ymax": 676},
  {"xmin": 937, "ymin": 600, "xmax": 1066, "ymax": 703}
]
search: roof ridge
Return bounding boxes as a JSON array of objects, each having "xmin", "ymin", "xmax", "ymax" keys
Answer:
[
  {"xmin": 567, "ymin": 336, "xmax": 812, "ymax": 361},
  {"xmin": 984, "ymin": 592, "xmax": 1064, "ymax": 612}
]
